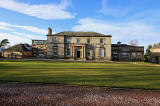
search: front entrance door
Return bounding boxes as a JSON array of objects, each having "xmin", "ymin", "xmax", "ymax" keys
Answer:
[
  {"xmin": 77, "ymin": 51, "xmax": 80, "ymax": 58},
  {"xmin": 156, "ymin": 56, "xmax": 159, "ymax": 64}
]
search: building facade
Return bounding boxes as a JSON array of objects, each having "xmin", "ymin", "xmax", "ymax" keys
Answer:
[
  {"xmin": 2, "ymin": 44, "xmax": 32, "ymax": 59},
  {"xmin": 32, "ymin": 40, "xmax": 47, "ymax": 58},
  {"xmin": 47, "ymin": 29, "xmax": 112, "ymax": 60},
  {"xmin": 151, "ymin": 43, "xmax": 160, "ymax": 64},
  {"xmin": 112, "ymin": 42, "xmax": 144, "ymax": 61}
]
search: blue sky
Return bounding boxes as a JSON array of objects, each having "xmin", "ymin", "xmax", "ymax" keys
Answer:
[{"xmin": 0, "ymin": 0, "xmax": 160, "ymax": 48}]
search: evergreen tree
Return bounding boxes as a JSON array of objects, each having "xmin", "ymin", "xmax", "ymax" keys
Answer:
[
  {"xmin": 0, "ymin": 39, "xmax": 9, "ymax": 47},
  {"xmin": 144, "ymin": 44, "xmax": 152, "ymax": 62}
]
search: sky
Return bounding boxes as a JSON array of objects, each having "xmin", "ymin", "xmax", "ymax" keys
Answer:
[{"xmin": 0, "ymin": 0, "xmax": 160, "ymax": 48}]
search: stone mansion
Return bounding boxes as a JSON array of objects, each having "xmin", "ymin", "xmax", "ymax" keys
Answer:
[{"xmin": 46, "ymin": 28, "xmax": 112, "ymax": 60}]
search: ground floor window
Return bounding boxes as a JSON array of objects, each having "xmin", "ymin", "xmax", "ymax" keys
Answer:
[
  {"xmin": 53, "ymin": 47, "xmax": 58, "ymax": 56},
  {"xmin": 67, "ymin": 48, "xmax": 70, "ymax": 56},
  {"xmin": 100, "ymin": 48, "xmax": 104, "ymax": 57}
]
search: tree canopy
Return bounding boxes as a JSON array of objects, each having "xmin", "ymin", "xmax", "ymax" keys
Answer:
[{"xmin": 0, "ymin": 39, "xmax": 9, "ymax": 47}]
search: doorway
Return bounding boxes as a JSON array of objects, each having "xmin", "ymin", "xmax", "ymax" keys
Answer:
[
  {"xmin": 77, "ymin": 51, "xmax": 80, "ymax": 58},
  {"xmin": 156, "ymin": 56, "xmax": 159, "ymax": 64}
]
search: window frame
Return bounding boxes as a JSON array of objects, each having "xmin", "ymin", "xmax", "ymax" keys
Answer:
[
  {"xmin": 66, "ymin": 37, "xmax": 70, "ymax": 43},
  {"xmin": 100, "ymin": 38, "xmax": 104, "ymax": 44},
  {"xmin": 87, "ymin": 38, "xmax": 90, "ymax": 44},
  {"xmin": 53, "ymin": 37, "xmax": 58, "ymax": 43},
  {"xmin": 100, "ymin": 48, "xmax": 104, "ymax": 57},
  {"xmin": 77, "ymin": 38, "xmax": 80, "ymax": 43},
  {"xmin": 53, "ymin": 47, "xmax": 58, "ymax": 56}
]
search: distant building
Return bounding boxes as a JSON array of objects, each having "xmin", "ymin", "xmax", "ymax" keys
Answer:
[
  {"xmin": 0, "ymin": 47, "xmax": 4, "ymax": 57},
  {"xmin": 47, "ymin": 28, "xmax": 112, "ymax": 60},
  {"xmin": 151, "ymin": 43, "xmax": 160, "ymax": 64},
  {"xmin": 112, "ymin": 42, "xmax": 144, "ymax": 61},
  {"xmin": 2, "ymin": 44, "xmax": 32, "ymax": 59},
  {"xmin": 32, "ymin": 40, "xmax": 47, "ymax": 58}
]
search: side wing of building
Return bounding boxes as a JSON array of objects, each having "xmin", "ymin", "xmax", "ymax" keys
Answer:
[{"xmin": 112, "ymin": 43, "xmax": 144, "ymax": 61}]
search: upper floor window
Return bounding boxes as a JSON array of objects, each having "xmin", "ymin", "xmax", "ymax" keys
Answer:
[
  {"xmin": 39, "ymin": 41, "xmax": 44, "ymax": 44},
  {"xmin": 33, "ymin": 41, "xmax": 39, "ymax": 44},
  {"xmin": 43, "ymin": 41, "xmax": 47, "ymax": 44},
  {"xmin": 66, "ymin": 37, "xmax": 70, "ymax": 43},
  {"xmin": 87, "ymin": 38, "xmax": 90, "ymax": 44},
  {"xmin": 100, "ymin": 38, "xmax": 104, "ymax": 44},
  {"xmin": 53, "ymin": 37, "xmax": 58, "ymax": 43},
  {"xmin": 77, "ymin": 38, "xmax": 80, "ymax": 43}
]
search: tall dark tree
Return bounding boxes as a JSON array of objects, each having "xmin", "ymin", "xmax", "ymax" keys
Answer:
[
  {"xmin": 144, "ymin": 44, "xmax": 152, "ymax": 62},
  {"xmin": 0, "ymin": 39, "xmax": 9, "ymax": 47}
]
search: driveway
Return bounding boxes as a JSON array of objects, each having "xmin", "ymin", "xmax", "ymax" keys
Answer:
[{"xmin": 0, "ymin": 82, "xmax": 160, "ymax": 106}]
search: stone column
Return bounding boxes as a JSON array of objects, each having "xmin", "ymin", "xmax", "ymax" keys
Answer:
[
  {"xmin": 84, "ymin": 46, "xmax": 86, "ymax": 58},
  {"xmin": 73, "ymin": 46, "xmax": 74, "ymax": 58},
  {"xmin": 81, "ymin": 46, "xmax": 83, "ymax": 58}
]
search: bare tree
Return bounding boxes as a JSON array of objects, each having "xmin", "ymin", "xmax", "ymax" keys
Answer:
[{"xmin": 129, "ymin": 39, "xmax": 138, "ymax": 46}]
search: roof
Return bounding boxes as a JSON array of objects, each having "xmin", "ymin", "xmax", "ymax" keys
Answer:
[
  {"xmin": 112, "ymin": 44, "xmax": 144, "ymax": 48},
  {"xmin": 3, "ymin": 44, "xmax": 32, "ymax": 52},
  {"xmin": 47, "ymin": 31, "xmax": 112, "ymax": 37}
]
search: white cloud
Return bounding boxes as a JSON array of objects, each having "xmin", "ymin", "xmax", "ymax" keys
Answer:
[
  {"xmin": 0, "ymin": 0, "xmax": 75, "ymax": 20},
  {"xmin": 12, "ymin": 32, "xmax": 45, "ymax": 40},
  {"xmin": 0, "ymin": 32, "xmax": 31, "ymax": 46},
  {"xmin": 0, "ymin": 22, "xmax": 47, "ymax": 46},
  {"xmin": 0, "ymin": 22, "xmax": 47, "ymax": 34},
  {"xmin": 98, "ymin": 0, "xmax": 130, "ymax": 17},
  {"xmin": 0, "ymin": 26, "xmax": 14, "ymax": 31},
  {"xmin": 73, "ymin": 18, "xmax": 160, "ymax": 47}
]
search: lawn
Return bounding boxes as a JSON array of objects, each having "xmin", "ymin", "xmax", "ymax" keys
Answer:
[{"xmin": 0, "ymin": 60, "xmax": 160, "ymax": 90}]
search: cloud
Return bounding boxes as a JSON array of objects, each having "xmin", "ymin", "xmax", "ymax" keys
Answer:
[
  {"xmin": 12, "ymin": 32, "xmax": 45, "ymax": 40},
  {"xmin": 0, "ymin": 26, "xmax": 14, "ymax": 31},
  {"xmin": 98, "ymin": 0, "xmax": 130, "ymax": 17},
  {"xmin": 72, "ymin": 18, "xmax": 160, "ymax": 47},
  {"xmin": 0, "ymin": 22, "xmax": 47, "ymax": 46},
  {"xmin": 0, "ymin": 0, "xmax": 75, "ymax": 20},
  {"xmin": 0, "ymin": 32, "xmax": 31, "ymax": 46},
  {"xmin": 0, "ymin": 22, "xmax": 47, "ymax": 34}
]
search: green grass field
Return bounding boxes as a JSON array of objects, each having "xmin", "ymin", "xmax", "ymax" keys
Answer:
[{"xmin": 0, "ymin": 60, "xmax": 160, "ymax": 90}]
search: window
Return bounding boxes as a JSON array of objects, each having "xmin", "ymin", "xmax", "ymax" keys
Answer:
[
  {"xmin": 43, "ymin": 41, "xmax": 47, "ymax": 44},
  {"xmin": 113, "ymin": 52, "xmax": 118, "ymax": 57},
  {"xmin": 66, "ymin": 37, "xmax": 70, "ymax": 43},
  {"xmin": 53, "ymin": 37, "xmax": 58, "ymax": 43},
  {"xmin": 100, "ymin": 38, "xmax": 104, "ymax": 44},
  {"xmin": 67, "ymin": 48, "xmax": 70, "ymax": 56},
  {"xmin": 100, "ymin": 48, "xmax": 104, "ymax": 57},
  {"xmin": 132, "ymin": 53, "xmax": 136, "ymax": 57},
  {"xmin": 39, "ymin": 41, "xmax": 44, "ymax": 44},
  {"xmin": 87, "ymin": 49, "xmax": 90, "ymax": 56},
  {"xmin": 53, "ymin": 47, "xmax": 58, "ymax": 56},
  {"xmin": 77, "ymin": 38, "xmax": 80, "ymax": 43},
  {"xmin": 34, "ymin": 41, "xmax": 39, "ymax": 44},
  {"xmin": 87, "ymin": 38, "xmax": 90, "ymax": 44}
]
